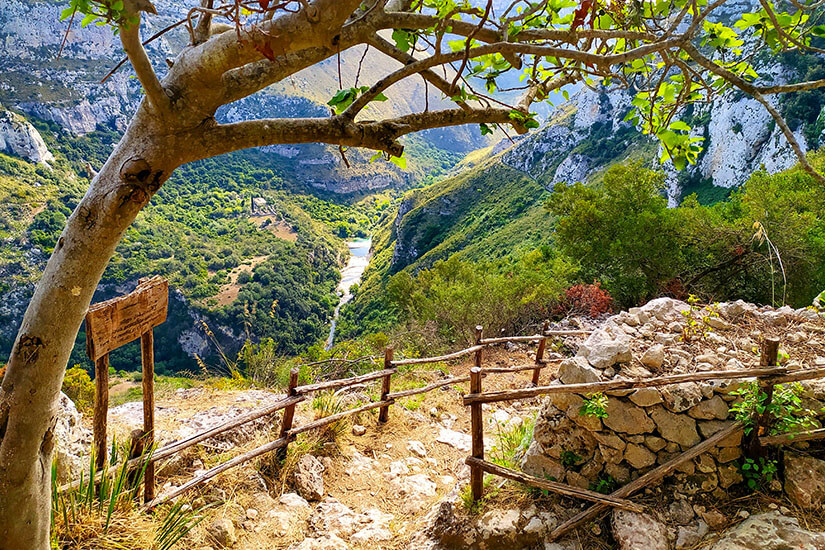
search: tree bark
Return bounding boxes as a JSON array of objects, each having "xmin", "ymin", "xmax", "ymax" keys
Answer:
[{"xmin": 0, "ymin": 102, "xmax": 177, "ymax": 549}]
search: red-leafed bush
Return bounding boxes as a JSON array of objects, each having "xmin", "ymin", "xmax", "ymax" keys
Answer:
[{"xmin": 554, "ymin": 282, "xmax": 614, "ymax": 318}]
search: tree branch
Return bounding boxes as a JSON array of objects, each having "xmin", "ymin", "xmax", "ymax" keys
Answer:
[
  {"xmin": 368, "ymin": 35, "xmax": 472, "ymax": 111},
  {"xmin": 119, "ymin": 9, "xmax": 171, "ymax": 115},
  {"xmin": 196, "ymin": 107, "xmax": 519, "ymax": 160}
]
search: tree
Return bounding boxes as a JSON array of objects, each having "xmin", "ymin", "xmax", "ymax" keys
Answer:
[{"xmin": 2, "ymin": 0, "xmax": 825, "ymax": 546}]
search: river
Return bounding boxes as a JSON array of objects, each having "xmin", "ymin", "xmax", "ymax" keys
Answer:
[{"xmin": 325, "ymin": 238, "xmax": 372, "ymax": 350}]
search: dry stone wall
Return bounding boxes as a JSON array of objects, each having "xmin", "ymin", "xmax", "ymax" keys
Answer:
[{"xmin": 521, "ymin": 298, "xmax": 825, "ymax": 497}]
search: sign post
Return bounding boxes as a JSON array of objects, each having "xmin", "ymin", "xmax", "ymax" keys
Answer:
[{"xmin": 85, "ymin": 276, "xmax": 168, "ymax": 500}]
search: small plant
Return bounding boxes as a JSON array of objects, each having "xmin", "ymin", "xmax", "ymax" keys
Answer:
[
  {"xmin": 62, "ymin": 365, "xmax": 95, "ymax": 413},
  {"xmin": 589, "ymin": 474, "xmax": 618, "ymax": 495},
  {"xmin": 739, "ymin": 456, "xmax": 778, "ymax": 491},
  {"xmin": 311, "ymin": 390, "xmax": 349, "ymax": 441},
  {"xmin": 730, "ymin": 382, "xmax": 817, "ymax": 437},
  {"xmin": 560, "ymin": 450, "xmax": 584, "ymax": 470},
  {"xmin": 459, "ymin": 476, "xmax": 498, "ymax": 513},
  {"xmin": 51, "ymin": 440, "xmax": 205, "ymax": 549},
  {"xmin": 490, "ymin": 416, "xmax": 535, "ymax": 470},
  {"xmin": 579, "ymin": 393, "xmax": 608, "ymax": 419},
  {"xmin": 680, "ymin": 295, "xmax": 719, "ymax": 342}
]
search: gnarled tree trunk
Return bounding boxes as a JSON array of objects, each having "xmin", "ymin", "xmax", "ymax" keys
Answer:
[{"xmin": 0, "ymin": 104, "xmax": 178, "ymax": 549}]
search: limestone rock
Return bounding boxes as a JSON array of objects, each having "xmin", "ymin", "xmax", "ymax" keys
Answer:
[
  {"xmin": 688, "ymin": 395, "xmax": 729, "ymax": 420},
  {"xmin": 352, "ymin": 424, "xmax": 366, "ymax": 436},
  {"xmin": 698, "ymin": 421, "xmax": 743, "ymax": 447},
  {"xmin": 676, "ymin": 521, "xmax": 708, "ymax": 549},
  {"xmin": 709, "ymin": 511, "xmax": 825, "ymax": 549},
  {"xmin": 577, "ymin": 329, "xmax": 632, "ymax": 369},
  {"xmin": 280, "ymin": 492, "xmax": 311, "ymax": 510},
  {"xmin": 650, "ymin": 407, "xmax": 700, "ymax": 447},
  {"xmin": 661, "ymin": 383, "xmax": 704, "ymax": 413},
  {"xmin": 641, "ymin": 344, "xmax": 666, "ymax": 369},
  {"xmin": 641, "ymin": 297, "xmax": 691, "ymax": 323},
  {"xmin": 611, "ymin": 510, "xmax": 669, "ymax": 550},
  {"xmin": 521, "ymin": 442, "xmax": 565, "ymax": 481},
  {"xmin": 783, "ymin": 452, "xmax": 825, "ymax": 510},
  {"xmin": 407, "ymin": 440, "xmax": 427, "ymax": 458},
  {"xmin": 624, "ymin": 443, "xmax": 657, "ymax": 469},
  {"xmin": 54, "ymin": 392, "xmax": 93, "ymax": 483},
  {"xmin": 294, "ymin": 454, "xmax": 325, "ymax": 501},
  {"xmin": 669, "ymin": 499, "xmax": 694, "ymax": 525},
  {"xmin": 558, "ymin": 357, "xmax": 602, "ymax": 384},
  {"xmin": 389, "ymin": 473, "xmax": 437, "ymax": 514},
  {"xmin": 309, "ymin": 499, "xmax": 362, "ymax": 537},
  {"xmin": 207, "ymin": 518, "xmax": 237, "ymax": 548},
  {"xmin": 602, "ymin": 398, "xmax": 655, "ymax": 434},
  {"xmin": 289, "ymin": 534, "xmax": 350, "ymax": 550},
  {"xmin": 629, "ymin": 388, "xmax": 663, "ymax": 407},
  {"xmin": 436, "ymin": 428, "xmax": 472, "ymax": 452},
  {"xmin": 0, "ymin": 108, "xmax": 54, "ymax": 164}
]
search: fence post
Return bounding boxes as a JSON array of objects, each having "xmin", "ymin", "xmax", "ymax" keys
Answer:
[
  {"xmin": 141, "ymin": 329, "xmax": 156, "ymax": 503},
  {"xmin": 378, "ymin": 347, "xmax": 394, "ymax": 423},
  {"xmin": 470, "ymin": 365, "xmax": 484, "ymax": 502},
  {"xmin": 93, "ymin": 353, "xmax": 110, "ymax": 471},
  {"xmin": 532, "ymin": 320, "xmax": 550, "ymax": 386},
  {"xmin": 748, "ymin": 337, "xmax": 780, "ymax": 457},
  {"xmin": 277, "ymin": 368, "xmax": 300, "ymax": 460}
]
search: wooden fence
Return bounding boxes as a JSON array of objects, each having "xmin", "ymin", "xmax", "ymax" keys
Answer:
[
  {"xmin": 70, "ymin": 322, "xmax": 583, "ymax": 509},
  {"xmin": 72, "ymin": 320, "xmax": 825, "ymax": 537}
]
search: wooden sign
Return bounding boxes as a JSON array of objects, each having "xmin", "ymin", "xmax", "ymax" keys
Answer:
[{"xmin": 85, "ymin": 276, "xmax": 168, "ymax": 362}]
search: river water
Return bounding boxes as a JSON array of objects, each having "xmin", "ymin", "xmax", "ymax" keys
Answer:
[{"xmin": 325, "ymin": 238, "xmax": 372, "ymax": 350}]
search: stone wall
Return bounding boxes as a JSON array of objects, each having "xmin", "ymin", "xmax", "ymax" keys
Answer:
[{"xmin": 521, "ymin": 297, "xmax": 825, "ymax": 497}]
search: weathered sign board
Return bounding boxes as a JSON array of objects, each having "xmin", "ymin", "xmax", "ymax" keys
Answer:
[
  {"xmin": 85, "ymin": 276, "xmax": 167, "ymax": 500},
  {"xmin": 86, "ymin": 276, "xmax": 168, "ymax": 361}
]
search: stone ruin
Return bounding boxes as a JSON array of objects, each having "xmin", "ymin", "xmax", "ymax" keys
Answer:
[{"xmin": 520, "ymin": 297, "xmax": 825, "ymax": 497}]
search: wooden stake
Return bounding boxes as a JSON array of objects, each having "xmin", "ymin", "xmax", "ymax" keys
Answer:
[
  {"xmin": 378, "ymin": 348, "xmax": 394, "ymax": 423},
  {"xmin": 470, "ymin": 359, "xmax": 484, "ymax": 502},
  {"xmin": 749, "ymin": 337, "xmax": 780, "ymax": 457},
  {"xmin": 141, "ymin": 329, "xmax": 155, "ymax": 503},
  {"xmin": 93, "ymin": 353, "xmax": 109, "ymax": 471},
  {"xmin": 532, "ymin": 321, "xmax": 550, "ymax": 386},
  {"xmin": 277, "ymin": 368, "xmax": 299, "ymax": 460}
]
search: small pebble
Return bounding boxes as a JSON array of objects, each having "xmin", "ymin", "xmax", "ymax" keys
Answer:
[
  {"xmin": 352, "ymin": 424, "xmax": 366, "ymax": 436},
  {"xmin": 738, "ymin": 510, "xmax": 750, "ymax": 519}
]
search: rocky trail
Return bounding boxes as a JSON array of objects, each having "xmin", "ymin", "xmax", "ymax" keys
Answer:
[{"xmin": 54, "ymin": 298, "xmax": 825, "ymax": 549}]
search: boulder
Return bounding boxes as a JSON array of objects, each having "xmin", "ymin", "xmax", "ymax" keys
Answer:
[
  {"xmin": 294, "ymin": 454, "xmax": 325, "ymax": 501},
  {"xmin": 709, "ymin": 511, "xmax": 825, "ymax": 549},
  {"xmin": 558, "ymin": 357, "xmax": 602, "ymax": 384},
  {"xmin": 577, "ymin": 329, "xmax": 632, "ymax": 369},
  {"xmin": 640, "ymin": 344, "xmax": 666, "ymax": 370},
  {"xmin": 309, "ymin": 499, "xmax": 362, "ymax": 537},
  {"xmin": 521, "ymin": 442, "xmax": 566, "ymax": 481},
  {"xmin": 611, "ymin": 510, "xmax": 669, "ymax": 550},
  {"xmin": 641, "ymin": 297, "xmax": 691, "ymax": 322},
  {"xmin": 650, "ymin": 407, "xmax": 700, "ymax": 447},
  {"xmin": 389, "ymin": 473, "xmax": 437, "ymax": 514},
  {"xmin": 54, "ymin": 392, "xmax": 93, "ymax": 483},
  {"xmin": 602, "ymin": 398, "xmax": 656, "ymax": 434},
  {"xmin": 783, "ymin": 452, "xmax": 825, "ymax": 510}
]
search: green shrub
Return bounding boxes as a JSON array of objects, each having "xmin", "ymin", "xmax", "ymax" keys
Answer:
[{"xmin": 62, "ymin": 365, "xmax": 95, "ymax": 413}]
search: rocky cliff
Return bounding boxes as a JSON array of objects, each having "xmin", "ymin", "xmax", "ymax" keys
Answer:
[{"xmin": 0, "ymin": 106, "xmax": 54, "ymax": 164}]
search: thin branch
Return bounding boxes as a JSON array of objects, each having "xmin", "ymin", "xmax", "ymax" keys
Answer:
[{"xmin": 119, "ymin": 12, "xmax": 172, "ymax": 115}]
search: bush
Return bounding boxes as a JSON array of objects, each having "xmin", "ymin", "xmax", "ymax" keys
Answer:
[
  {"xmin": 553, "ymin": 282, "xmax": 613, "ymax": 318},
  {"xmin": 62, "ymin": 365, "xmax": 95, "ymax": 413}
]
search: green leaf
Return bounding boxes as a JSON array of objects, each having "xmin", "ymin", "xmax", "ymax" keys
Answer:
[
  {"xmin": 389, "ymin": 155, "xmax": 407, "ymax": 170},
  {"xmin": 80, "ymin": 12, "xmax": 97, "ymax": 27},
  {"xmin": 479, "ymin": 123, "xmax": 493, "ymax": 136},
  {"xmin": 391, "ymin": 29, "xmax": 413, "ymax": 52},
  {"xmin": 369, "ymin": 152, "xmax": 382, "ymax": 163},
  {"xmin": 60, "ymin": 6, "xmax": 76, "ymax": 20},
  {"xmin": 669, "ymin": 121, "xmax": 692, "ymax": 132}
]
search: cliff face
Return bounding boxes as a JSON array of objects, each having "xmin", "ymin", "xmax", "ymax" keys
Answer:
[
  {"xmin": 497, "ymin": 79, "xmax": 814, "ymax": 205},
  {"xmin": 0, "ymin": 107, "xmax": 54, "ymax": 164}
]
